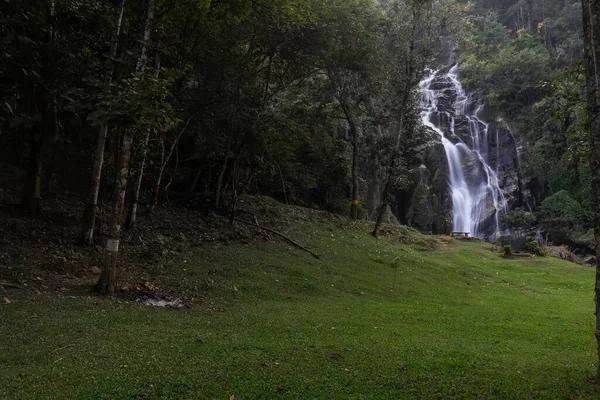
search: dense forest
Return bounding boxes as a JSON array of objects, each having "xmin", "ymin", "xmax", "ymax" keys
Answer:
[
  {"xmin": 0, "ymin": 0, "xmax": 592, "ymax": 287},
  {"xmin": 1, "ymin": 0, "xmax": 467, "ymax": 294}
]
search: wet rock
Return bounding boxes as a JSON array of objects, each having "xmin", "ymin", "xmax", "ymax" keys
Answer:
[{"xmin": 580, "ymin": 255, "xmax": 596, "ymax": 266}]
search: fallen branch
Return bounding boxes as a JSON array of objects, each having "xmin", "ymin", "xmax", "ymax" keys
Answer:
[
  {"xmin": 54, "ymin": 344, "xmax": 75, "ymax": 351},
  {"xmin": 234, "ymin": 218, "xmax": 320, "ymax": 259},
  {"xmin": 0, "ymin": 280, "xmax": 23, "ymax": 289}
]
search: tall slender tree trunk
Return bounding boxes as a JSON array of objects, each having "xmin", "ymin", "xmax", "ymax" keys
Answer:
[
  {"xmin": 372, "ymin": 163, "xmax": 394, "ymax": 238},
  {"xmin": 125, "ymin": 127, "xmax": 151, "ymax": 231},
  {"xmin": 227, "ymin": 141, "xmax": 247, "ymax": 224},
  {"xmin": 189, "ymin": 165, "xmax": 203, "ymax": 194},
  {"xmin": 44, "ymin": 99, "xmax": 60, "ymax": 193},
  {"xmin": 350, "ymin": 118, "xmax": 359, "ymax": 220},
  {"xmin": 79, "ymin": 0, "xmax": 126, "ymax": 245},
  {"xmin": 151, "ymin": 136, "xmax": 166, "ymax": 207},
  {"xmin": 215, "ymin": 136, "xmax": 232, "ymax": 209},
  {"xmin": 136, "ymin": 0, "xmax": 155, "ymax": 73},
  {"xmin": 94, "ymin": 132, "xmax": 133, "ymax": 295},
  {"xmin": 149, "ymin": 116, "xmax": 192, "ymax": 212},
  {"xmin": 81, "ymin": 125, "xmax": 108, "ymax": 245},
  {"xmin": 22, "ymin": 133, "xmax": 43, "ymax": 216},
  {"xmin": 228, "ymin": 159, "xmax": 241, "ymax": 225},
  {"xmin": 126, "ymin": 55, "xmax": 161, "ymax": 229},
  {"xmin": 582, "ymin": 0, "xmax": 600, "ymax": 378},
  {"xmin": 274, "ymin": 161, "xmax": 288, "ymax": 205},
  {"xmin": 337, "ymin": 98, "xmax": 359, "ymax": 220},
  {"xmin": 43, "ymin": 0, "xmax": 59, "ymax": 194},
  {"xmin": 95, "ymin": 0, "xmax": 155, "ymax": 294}
]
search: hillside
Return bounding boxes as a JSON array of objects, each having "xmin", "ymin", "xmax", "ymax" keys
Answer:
[{"xmin": 1, "ymin": 205, "xmax": 598, "ymax": 399}]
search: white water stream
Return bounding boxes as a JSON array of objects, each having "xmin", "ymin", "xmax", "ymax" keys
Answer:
[{"xmin": 419, "ymin": 66, "xmax": 509, "ymax": 238}]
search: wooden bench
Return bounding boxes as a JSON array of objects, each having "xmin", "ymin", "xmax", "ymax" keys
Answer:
[{"xmin": 451, "ymin": 232, "xmax": 469, "ymax": 237}]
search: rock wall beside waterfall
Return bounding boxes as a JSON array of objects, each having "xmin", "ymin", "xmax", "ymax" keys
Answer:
[{"xmin": 394, "ymin": 126, "xmax": 452, "ymax": 234}]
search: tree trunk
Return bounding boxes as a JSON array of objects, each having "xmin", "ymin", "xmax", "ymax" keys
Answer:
[
  {"xmin": 94, "ymin": 132, "xmax": 133, "ymax": 295},
  {"xmin": 582, "ymin": 0, "xmax": 600, "ymax": 378},
  {"xmin": 336, "ymin": 98, "xmax": 359, "ymax": 220},
  {"xmin": 79, "ymin": 0, "xmax": 126, "ymax": 246},
  {"xmin": 350, "ymin": 117, "xmax": 359, "ymax": 220},
  {"xmin": 150, "ymin": 136, "xmax": 165, "ymax": 210},
  {"xmin": 215, "ymin": 136, "xmax": 232, "ymax": 208},
  {"xmin": 372, "ymin": 165, "xmax": 393, "ymax": 238},
  {"xmin": 44, "ymin": 97, "xmax": 60, "ymax": 193},
  {"xmin": 274, "ymin": 161, "xmax": 288, "ymax": 205},
  {"xmin": 227, "ymin": 141, "xmax": 246, "ymax": 223},
  {"xmin": 136, "ymin": 0, "xmax": 156, "ymax": 73},
  {"xmin": 22, "ymin": 134, "xmax": 43, "ymax": 216},
  {"xmin": 95, "ymin": 0, "xmax": 155, "ymax": 294},
  {"xmin": 228, "ymin": 162, "xmax": 240, "ymax": 225},
  {"xmin": 189, "ymin": 165, "xmax": 203, "ymax": 194},
  {"xmin": 149, "ymin": 116, "xmax": 192, "ymax": 212},
  {"xmin": 127, "ymin": 40, "xmax": 161, "ymax": 226},
  {"xmin": 125, "ymin": 127, "xmax": 151, "ymax": 231}
]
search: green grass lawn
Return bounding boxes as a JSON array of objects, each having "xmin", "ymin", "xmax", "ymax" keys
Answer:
[{"xmin": 1, "ymin": 220, "xmax": 599, "ymax": 399}]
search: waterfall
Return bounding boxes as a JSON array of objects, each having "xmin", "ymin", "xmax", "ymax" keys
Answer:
[{"xmin": 418, "ymin": 65, "xmax": 509, "ymax": 239}]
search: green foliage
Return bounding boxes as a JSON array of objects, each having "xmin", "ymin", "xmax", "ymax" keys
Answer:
[
  {"xmin": 0, "ymin": 0, "xmax": 467, "ymax": 216},
  {"xmin": 503, "ymin": 245, "xmax": 513, "ymax": 256},
  {"xmin": 539, "ymin": 62, "xmax": 589, "ymax": 159},
  {"xmin": 569, "ymin": 228, "xmax": 595, "ymax": 250},
  {"xmin": 501, "ymin": 207, "xmax": 537, "ymax": 230},
  {"xmin": 459, "ymin": 14, "xmax": 555, "ymax": 117},
  {"xmin": 540, "ymin": 190, "xmax": 585, "ymax": 223},
  {"xmin": 525, "ymin": 240, "xmax": 544, "ymax": 256}
]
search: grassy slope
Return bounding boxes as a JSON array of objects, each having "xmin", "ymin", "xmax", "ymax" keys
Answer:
[{"xmin": 1, "ymin": 219, "xmax": 599, "ymax": 399}]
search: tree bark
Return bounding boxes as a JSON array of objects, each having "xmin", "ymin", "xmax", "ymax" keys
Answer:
[
  {"xmin": 150, "ymin": 116, "xmax": 192, "ymax": 212},
  {"xmin": 215, "ymin": 135, "xmax": 232, "ymax": 209},
  {"xmin": 227, "ymin": 140, "xmax": 247, "ymax": 224},
  {"xmin": 79, "ymin": 0, "xmax": 126, "ymax": 245},
  {"xmin": 94, "ymin": 132, "xmax": 133, "ymax": 295},
  {"xmin": 336, "ymin": 98, "xmax": 359, "ymax": 220},
  {"xmin": 582, "ymin": 0, "xmax": 600, "ymax": 378},
  {"xmin": 372, "ymin": 165, "xmax": 394, "ymax": 238},
  {"xmin": 125, "ymin": 126, "xmax": 151, "ymax": 231},
  {"xmin": 95, "ymin": 0, "xmax": 155, "ymax": 294},
  {"xmin": 43, "ymin": 99, "xmax": 60, "ymax": 193},
  {"xmin": 126, "ymin": 53, "xmax": 161, "ymax": 228},
  {"xmin": 349, "ymin": 115, "xmax": 359, "ymax": 220},
  {"xmin": 22, "ymin": 134, "xmax": 43, "ymax": 216},
  {"xmin": 136, "ymin": 0, "xmax": 156, "ymax": 73},
  {"xmin": 274, "ymin": 161, "xmax": 288, "ymax": 205},
  {"xmin": 188, "ymin": 165, "xmax": 203, "ymax": 194}
]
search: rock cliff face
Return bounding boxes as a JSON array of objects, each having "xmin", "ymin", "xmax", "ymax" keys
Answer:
[
  {"xmin": 386, "ymin": 69, "xmax": 532, "ymax": 236},
  {"xmin": 393, "ymin": 127, "xmax": 452, "ymax": 234}
]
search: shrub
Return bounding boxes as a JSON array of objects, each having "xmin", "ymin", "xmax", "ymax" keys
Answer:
[
  {"xmin": 525, "ymin": 240, "xmax": 544, "ymax": 256},
  {"xmin": 503, "ymin": 245, "xmax": 513, "ymax": 256},
  {"xmin": 540, "ymin": 190, "xmax": 584, "ymax": 224},
  {"xmin": 502, "ymin": 207, "xmax": 537, "ymax": 230}
]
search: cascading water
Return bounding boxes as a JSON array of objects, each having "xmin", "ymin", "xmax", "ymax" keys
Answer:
[{"xmin": 419, "ymin": 65, "xmax": 509, "ymax": 239}]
